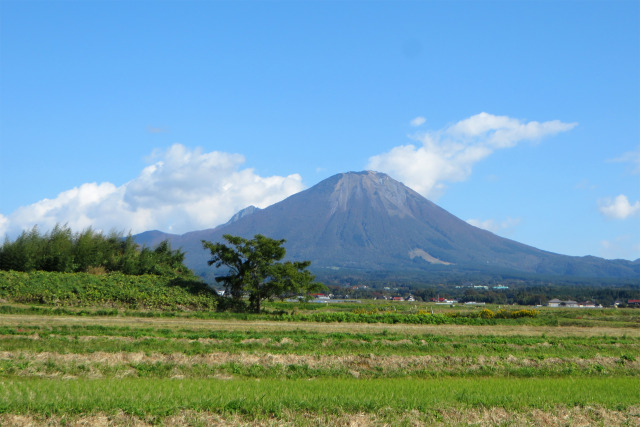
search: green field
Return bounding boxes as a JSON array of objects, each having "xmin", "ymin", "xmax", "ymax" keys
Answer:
[
  {"xmin": 0, "ymin": 271, "xmax": 639, "ymax": 425},
  {"xmin": 1, "ymin": 310, "xmax": 639, "ymax": 425},
  {"xmin": 2, "ymin": 377, "xmax": 638, "ymax": 424}
]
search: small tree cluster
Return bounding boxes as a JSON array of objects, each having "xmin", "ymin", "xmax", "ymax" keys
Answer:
[{"xmin": 0, "ymin": 225, "xmax": 191, "ymax": 277}]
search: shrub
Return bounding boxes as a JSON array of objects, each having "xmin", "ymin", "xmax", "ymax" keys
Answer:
[{"xmin": 479, "ymin": 309, "xmax": 495, "ymax": 319}]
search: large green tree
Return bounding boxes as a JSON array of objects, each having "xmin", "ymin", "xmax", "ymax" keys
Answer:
[{"xmin": 202, "ymin": 234, "xmax": 325, "ymax": 313}]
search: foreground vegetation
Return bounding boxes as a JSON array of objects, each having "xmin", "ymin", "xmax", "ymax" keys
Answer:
[
  {"xmin": 0, "ymin": 270, "xmax": 216, "ymax": 311},
  {"xmin": 0, "ymin": 266, "xmax": 639, "ymax": 424},
  {"xmin": 0, "ymin": 306, "xmax": 638, "ymax": 425},
  {"xmin": 2, "ymin": 270, "xmax": 640, "ymax": 330},
  {"xmin": 2, "ymin": 377, "xmax": 638, "ymax": 425}
]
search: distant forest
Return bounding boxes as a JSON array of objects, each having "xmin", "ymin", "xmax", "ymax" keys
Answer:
[
  {"xmin": 0, "ymin": 225, "xmax": 191, "ymax": 277},
  {"xmin": 332, "ymin": 284, "xmax": 640, "ymax": 307}
]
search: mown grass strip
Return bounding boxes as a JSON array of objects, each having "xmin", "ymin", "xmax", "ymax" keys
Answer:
[
  {"xmin": 4, "ymin": 322, "xmax": 638, "ymax": 350},
  {"xmin": 0, "ymin": 377, "xmax": 637, "ymax": 417},
  {"xmin": 1, "ymin": 351, "xmax": 638, "ymax": 379},
  {"xmin": 0, "ymin": 328, "xmax": 637, "ymax": 359}
]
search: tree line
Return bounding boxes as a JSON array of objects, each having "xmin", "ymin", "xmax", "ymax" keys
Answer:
[
  {"xmin": 0, "ymin": 226, "xmax": 325, "ymax": 313},
  {"xmin": 0, "ymin": 225, "xmax": 191, "ymax": 277}
]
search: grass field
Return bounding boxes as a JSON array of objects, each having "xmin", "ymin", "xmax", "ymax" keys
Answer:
[{"xmin": 0, "ymin": 304, "xmax": 639, "ymax": 425}]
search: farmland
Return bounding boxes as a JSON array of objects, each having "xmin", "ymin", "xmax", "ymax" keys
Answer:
[
  {"xmin": 0, "ymin": 271, "xmax": 638, "ymax": 425},
  {"xmin": 1, "ymin": 305, "xmax": 639, "ymax": 425}
]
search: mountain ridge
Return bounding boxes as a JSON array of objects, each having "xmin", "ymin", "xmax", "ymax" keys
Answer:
[{"xmin": 134, "ymin": 171, "xmax": 640, "ymax": 281}]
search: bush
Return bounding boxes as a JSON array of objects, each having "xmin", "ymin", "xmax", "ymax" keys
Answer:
[
  {"xmin": 494, "ymin": 308, "xmax": 538, "ymax": 319},
  {"xmin": 479, "ymin": 309, "xmax": 495, "ymax": 319}
]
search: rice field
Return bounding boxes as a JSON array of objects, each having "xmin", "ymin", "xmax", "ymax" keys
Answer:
[{"xmin": 0, "ymin": 308, "xmax": 639, "ymax": 425}]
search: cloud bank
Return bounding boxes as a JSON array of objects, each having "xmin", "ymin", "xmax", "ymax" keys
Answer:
[
  {"xmin": 368, "ymin": 112, "xmax": 577, "ymax": 197},
  {"xmin": 598, "ymin": 194, "xmax": 640, "ymax": 219},
  {"xmin": 0, "ymin": 144, "xmax": 304, "ymax": 238}
]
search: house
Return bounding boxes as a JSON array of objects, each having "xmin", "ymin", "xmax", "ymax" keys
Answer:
[
  {"xmin": 430, "ymin": 296, "xmax": 456, "ymax": 304},
  {"xmin": 392, "ymin": 296, "xmax": 404, "ymax": 301},
  {"xmin": 628, "ymin": 299, "xmax": 640, "ymax": 307},
  {"xmin": 405, "ymin": 295, "xmax": 415, "ymax": 302},
  {"xmin": 579, "ymin": 301, "xmax": 599, "ymax": 308},
  {"xmin": 548, "ymin": 299, "xmax": 579, "ymax": 308}
]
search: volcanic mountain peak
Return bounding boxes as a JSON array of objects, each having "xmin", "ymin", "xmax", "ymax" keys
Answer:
[{"xmin": 328, "ymin": 171, "xmax": 417, "ymax": 219}]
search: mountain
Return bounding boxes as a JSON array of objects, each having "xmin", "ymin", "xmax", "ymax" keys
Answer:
[{"xmin": 135, "ymin": 171, "xmax": 640, "ymax": 281}]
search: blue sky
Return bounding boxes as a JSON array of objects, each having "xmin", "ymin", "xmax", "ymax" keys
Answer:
[{"xmin": 1, "ymin": 0, "xmax": 638, "ymax": 260}]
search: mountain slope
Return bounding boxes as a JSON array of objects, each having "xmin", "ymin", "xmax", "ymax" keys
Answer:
[{"xmin": 136, "ymin": 171, "xmax": 640, "ymax": 280}]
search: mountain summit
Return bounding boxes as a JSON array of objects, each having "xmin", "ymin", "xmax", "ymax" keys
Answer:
[{"xmin": 135, "ymin": 171, "xmax": 640, "ymax": 280}]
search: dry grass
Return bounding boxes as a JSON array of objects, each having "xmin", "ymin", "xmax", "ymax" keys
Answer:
[
  {"xmin": 2, "ymin": 406, "xmax": 639, "ymax": 426},
  {"xmin": 2, "ymin": 350, "xmax": 637, "ymax": 379},
  {"xmin": 2, "ymin": 314, "xmax": 638, "ymax": 337},
  {"xmin": 2, "ymin": 312, "xmax": 639, "ymax": 424}
]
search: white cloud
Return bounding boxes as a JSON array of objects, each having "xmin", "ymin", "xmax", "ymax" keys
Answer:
[
  {"xmin": 410, "ymin": 116, "xmax": 426, "ymax": 127},
  {"xmin": 368, "ymin": 112, "xmax": 577, "ymax": 197},
  {"xmin": 0, "ymin": 144, "xmax": 304, "ymax": 239},
  {"xmin": 609, "ymin": 147, "xmax": 640, "ymax": 174},
  {"xmin": 467, "ymin": 217, "xmax": 521, "ymax": 236},
  {"xmin": 146, "ymin": 126, "xmax": 169, "ymax": 134},
  {"xmin": 598, "ymin": 194, "xmax": 640, "ymax": 219}
]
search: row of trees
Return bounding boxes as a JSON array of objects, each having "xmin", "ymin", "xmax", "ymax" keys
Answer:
[{"xmin": 0, "ymin": 225, "xmax": 191, "ymax": 277}]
